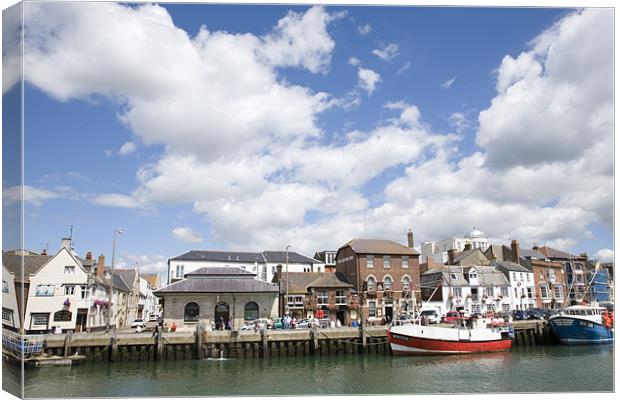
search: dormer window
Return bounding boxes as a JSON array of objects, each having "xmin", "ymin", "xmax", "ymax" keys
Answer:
[
  {"xmin": 469, "ymin": 272, "xmax": 477, "ymax": 280},
  {"xmin": 450, "ymin": 273, "xmax": 458, "ymax": 281}
]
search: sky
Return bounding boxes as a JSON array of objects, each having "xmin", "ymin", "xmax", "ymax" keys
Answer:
[{"xmin": 1, "ymin": 2, "xmax": 614, "ymax": 276}]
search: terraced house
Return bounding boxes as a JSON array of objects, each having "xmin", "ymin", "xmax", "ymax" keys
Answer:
[{"xmin": 336, "ymin": 232, "xmax": 420, "ymax": 324}]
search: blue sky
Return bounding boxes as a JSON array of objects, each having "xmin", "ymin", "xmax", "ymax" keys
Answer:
[{"xmin": 2, "ymin": 3, "xmax": 613, "ymax": 274}]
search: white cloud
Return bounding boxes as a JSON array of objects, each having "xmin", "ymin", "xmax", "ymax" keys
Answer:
[
  {"xmin": 348, "ymin": 57, "xmax": 361, "ymax": 66},
  {"xmin": 441, "ymin": 76, "xmax": 456, "ymax": 89},
  {"xmin": 372, "ymin": 43, "xmax": 399, "ymax": 62},
  {"xmin": 595, "ymin": 249, "xmax": 614, "ymax": 263},
  {"xmin": 397, "ymin": 62, "xmax": 411, "ymax": 75},
  {"xmin": 477, "ymin": 9, "xmax": 612, "ymax": 170},
  {"xmin": 358, "ymin": 23, "xmax": 372, "ymax": 36},
  {"xmin": 118, "ymin": 141, "xmax": 137, "ymax": 155},
  {"xmin": 117, "ymin": 254, "xmax": 168, "ymax": 275},
  {"xmin": 357, "ymin": 67, "xmax": 381, "ymax": 95},
  {"xmin": 90, "ymin": 193, "xmax": 144, "ymax": 209},
  {"xmin": 449, "ymin": 112, "xmax": 470, "ymax": 133},
  {"xmin": 3, "ymin": 185, "xmax": 59, "ymax": 206},
  {"xmin": 172, "ymin": 227, "xmax": 203, "ymax": 243}
]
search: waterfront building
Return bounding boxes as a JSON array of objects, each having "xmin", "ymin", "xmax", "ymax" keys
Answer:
[
  {"xmin": 421, "ymin": 227, "xmax": 490, "ymax": 264},
  {"xmin": 536, "ymin": 246, "xmax": 592, "ymax": 304},
  {"xmin": 493, "ymin": 260, "xmax": 536, "ymax": 310},
  {"xmin": 336, "ymin": 232, "xmax": 420, "ymax": 324},
  {"xmin": 167, "ymin": 250, "xmax": 321, "ymax": 284},
  {"xmin": 139, "ymin": 274, "xmax": 160, "ymax": 319},
  {"xmin": 313, "ymin": 251, "xmax": 337, "ymax": 272},
  {"xmin": 113, "ymin": 267, "xmax": 141, "ymax": 323},
  {"xmin": 420, "ymin": 265, "xmax": 511, "ymax": 316},
  {"xmin": 2, "ymin": 264, "xmax": 20, "ymax": 331},
  {"xmin": 155, "ymin": 267, "xmax": 279, "ymax": 331},
  {"xmin": 272, "ymin": 270, "xmax": 355, "ymax": 325}
]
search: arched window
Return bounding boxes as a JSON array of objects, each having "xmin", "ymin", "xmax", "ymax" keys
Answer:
[
  {"xmin": 384, "ymin": 276, "xmax": 393, "ymax": 290},
  {"xmin": 402, "ymin": 276, "xmax": 411, "ymax": 291},
  {"xmin": 184, "ymin": 302, "xmax": 199, "ymax": 322},
  {"xmin": 367, "ymin": 276, "xmax": 376, "ymax": 291},
  {"xmin": 244, "ymin": 302, "xmax": 259, "ymax": 321}
]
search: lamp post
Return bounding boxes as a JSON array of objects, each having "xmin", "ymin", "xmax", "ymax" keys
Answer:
[
  {"xmin": 285, "ymin": 245, "xmax": 291, "ymax": 315},
  {"xmin": 106, "ymin": 228, "xmax": 123, "ymax": 332}
]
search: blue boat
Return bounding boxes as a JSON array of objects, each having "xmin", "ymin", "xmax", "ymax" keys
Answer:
[{"xmin": 548, "ymin": 305, "xmax": 613, "ymax": 345}]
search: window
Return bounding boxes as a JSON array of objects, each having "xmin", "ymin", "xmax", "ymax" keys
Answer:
[
  {"xmin": 335, "ymin": 290, "xmax": 346, "ymax": 305},
  {"xmin": 383, "ymin": 256, "xmax": 391, "ymax": 268},
  {"xmin": 502, "ymin": 304, "xmax": 510, "ymax": 312},
  {"xmin": 526, "ymin": 274, "xmax": 531, "ymax": 282},
  {"xmin": 384, "ymin": 276, "xmax": 393, "ymax": 290},
  {"xmin": 450, "ymin": 273, "xmax": 458, "ymax": 281},
  {"xmin": 184, "ymin": 302, "xmax": 199, "ymax": 322},
  {"xmin": 452, "ymin": 287, "xmax": 462, "ymax": 297},
  {"xmin": 64, "ymin": 286, "xmax": 75, "ymax": 296},
  {"xmin": 2, "ymin": 280, "xmax": 8, "ymax": 293},
  {"xmin": 35, "ymin": 285, "xmax": 55, "ymax": 296},
  {"xmin": 402, "ymin": 256, "xmax": 409, "ymax": 269},
  {"xmin": 512, "ymin": 272, "xmax": 517, "ymax": 280},
  {"xmin": 31, "ymin": 313, "xmax": 49, "ymax": 327},
  {"xmin": 554, "ymin": 286, "xmax": 563, "ymax": 299},
  {"xmin": 80, "ymin": 286, "xmax": 88, "ymax": 299},
  {"xmin": 317, "ymin": 290, "xmax": 328, "ymax": 305},
  {"xmin": 540, "ymin": 285, "xmax": 549, "ymax": 299},
  {"xmin": 64, "ymin": 266, "xmax": 75, "ymax": 275},
  {"xmin": 272, "ymin": 266, "xmax": 276, "ymax": 275},
  {"xmin": 469, "ymin": 272, "xmax": 477, "ymax": 280},
  {"xmin": 485, "ymin": 287, "xmax": 493, "ymax": 297},
  {"xmin": 368, "ymin": 301, "xmax": 377, "ymax": 317},
  {"xmin": 549, "ymin": 270, "xmax": 556, "ymax": 283},
  {"xmin": 402, "ymin": 276, "xmax": 411, "ymax": 291},
  {"xmin": 367, "ymin": 255, "xmax": 374, "ymax": 268},
  {"xmin": 287, "ymin": 295, "xmax": 304, "ymax": 306},
  {"xmin": 176, "ymin": 264, "xmax": 184, "ymax": 278},
  {"xmin": 501, "ymin": 287, "xmax": 509, "ymax": 297},
  {"xmin": 244, "ymin": 302, "xmax": 259, "ymax": 321},
  {"xmin": 514, "ymin": 287, "xmax": 518, "ymax": 297},
  {"xmin": 520, "ymin": 272, "xmax": 524, "ymax": 280},
  {"xmin": 471, "ymin": 304, "xmax": 481, "ymax": 314},
  {"xmin": 2, "ymin": 308, "xmax": 13, "ymax": 324},
  {"xmin": 367, "ymin": 277, "xmax": 376, "ymax": 291}
]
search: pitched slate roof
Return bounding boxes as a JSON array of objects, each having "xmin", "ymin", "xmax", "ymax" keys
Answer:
[
  {"xmin": 2, "ymin": 253, "xmax": 53, "ymax": 282},
  {"xmin": 519, "ymin": 248, "xmax": 547, "ymax": 260},
  {"xmin": 261, "ymin": 251, "xmax": 320, "ymax": 264},
  {"xmin": 170, "ymin": 250, "xmax": 264, "ymax": 263},
  {"xmin": 536, "ymin": 246, "xmax": 581, "ymax": 260},
  {"xmin": 280, "ymin": 272, "xmax": 353, "ymax": 294},
  {"xmin": 340, "ymin": 239, "xmax": 419, "ymax": 255},
  {"xmin": 186, "ymin": 267, "xmax": 256, "ymax": 276},
  {"xmin": 155, "ymin": 275, "xmax": 279, "ymax": 294},
  {"xmin": 494, "ymin": 260, "xmax": 532, "ymax": 273},
  {"xmin": 464, "ymin": 266, "xmax": 510, "ymax": 286},
  {"xmin": 114, "ymin": 269, "xmax": 138, "ymax": 288},
  {"xmin": 421, "ymin": 266, "xmax": 469, "ymax": 287}
]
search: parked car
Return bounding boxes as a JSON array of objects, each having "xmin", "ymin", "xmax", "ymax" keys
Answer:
[
  {"xmin": 526, "ymin": 308, "xmax": 545, "ymax": 320},
  {"xmin": 240, "ymin": 318, "xmax": 272, "ymax": 331},
  {"xmin": 148, "ymin": 315, "xmax": 158, "ymax": 322},
  {"xmin": 271, "ymin": 317, "xmax": 284, "ymax": 329},
  {"xmin": 441, "ymin": 311, "xmax": 461, "ymax": 324},
  {"xmin": 418, "ymin": 309, "xmax": 439, "ymax": 324},
  {"xmin": 130, "ymin": 319, "xmax": 146, "ymax": 329},
  {"xmin": 318, "ymin": 318, "xmax": 331, "ymax": 329},
  {"xmin": 296, "ymin": 318, "xmax": 310, "ymax": 329},
  {"xmin": 511, "ymin": 310, "xmax": 528, "ymax": 321}
]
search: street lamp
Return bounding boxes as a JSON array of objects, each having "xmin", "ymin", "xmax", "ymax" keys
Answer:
[
  {"xmin": 106, "ymin": 228, "xmax": 123, "ymax": 332},
  {"xmin": 285, "ymin": 245, "xmax": 291, "ymax": 315}
]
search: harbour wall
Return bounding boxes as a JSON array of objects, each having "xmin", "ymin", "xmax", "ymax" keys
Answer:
[{"xmin": 28, "ymin": 320, "xmax": 557, "ymax": 363}]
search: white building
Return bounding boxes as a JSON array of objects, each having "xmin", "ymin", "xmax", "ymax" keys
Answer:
[
  {"xmin": 2, "ymin": 264, "xmax": 20, "ymax": 331},
  {"xmin": 420, "ymin": 265, "xmax": 511, "ymax": 317},
  {"xmin": 138, "ymin": 275, "xmax": 158, "ymax": 319},
  {"xmin": 421, "ymin": 228, "xmax": 491, "ymax": 264},
  {"xmin": 494, "ymin": 261, "xmax": 537, "ymax": 310},
  {"xmin": 168, "ymin": 250, "xmax": 321, "ymax": 284}
]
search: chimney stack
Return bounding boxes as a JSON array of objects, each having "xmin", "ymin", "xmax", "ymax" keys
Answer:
[
  {"xmin": 85, "ymin": 251, "xmax": 93, "ymax": 260},
  {"xmin": 447, "ymin": 249, "xmax": 455, "ymax": 265},
  {"xmin": 41, "ymin": 249, "xmax": 47, "ymax": 256},
  {"xmin": 407, "ymin": 228, "xmax": 414, "ymax": 249},
  {"xmin": 61, "ymin": 237, "xmax": 72, "ymax": 250},
  {"xmin": 96, "ymin": 254, "xmax": 105, "ymax": 278},
  {"xmin": 511, "ymin": 239, "xmax": 520, "ymax": 263}
]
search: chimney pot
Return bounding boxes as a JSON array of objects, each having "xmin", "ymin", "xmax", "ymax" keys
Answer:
[
  {"xmin": 41, "ymin": 249, "xmax": 47, "ymax": 256},
  {"xmin": 86, "ymin": 251, "xmax": 93, "ymax": 260}
]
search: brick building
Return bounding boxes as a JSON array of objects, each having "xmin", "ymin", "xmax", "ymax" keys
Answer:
[{"xmin": 335, "ymin": 231, "xmax": 420, "ymax": 324}]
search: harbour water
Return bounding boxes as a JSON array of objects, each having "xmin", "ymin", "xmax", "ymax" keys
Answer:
[{"xmin": 3, "ymin": 345, "xmax": 614, "ymax": 397}]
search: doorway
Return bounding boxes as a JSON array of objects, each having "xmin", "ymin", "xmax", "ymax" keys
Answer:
[
  {"xmin": 214, "ymin": 302, "xmax": 230, "ymax": 328},
  {"xmin": 336, "ymin": 310, "xmax": 346, "ymax": 326},
  {"xmin": 384, "ymin": 302, "xmax": 393, "ymax": 322},
  {"xmin": 75, "ymin": 308, "xmax": 88, "ymax": 332}
]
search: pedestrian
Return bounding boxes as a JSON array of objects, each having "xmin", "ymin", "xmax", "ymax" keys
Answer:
[
  {"xmin": 336, "ymin": 319, "xmax": 342, "ymax": 328},
  {"xmin": 291, "ymin": 317, "xmax": 297, "ymax": 329},
  {"xmin": 219, "ymin": 316, "xmax": 224, "ymax": 331},
  {"xmin": 226, "ymin": 319, "xmax": 232, "ymax": 331},
  {"xmin": 170, "ymin": 321, "xmax": 177, "ymax": 332},
  {"xmin": 381, "ymin": 316, "xmax": 386, "ymax": 325},
  {"xmin": 157, "ymin": 316, "xmax": 163, "ymax": 327}
]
